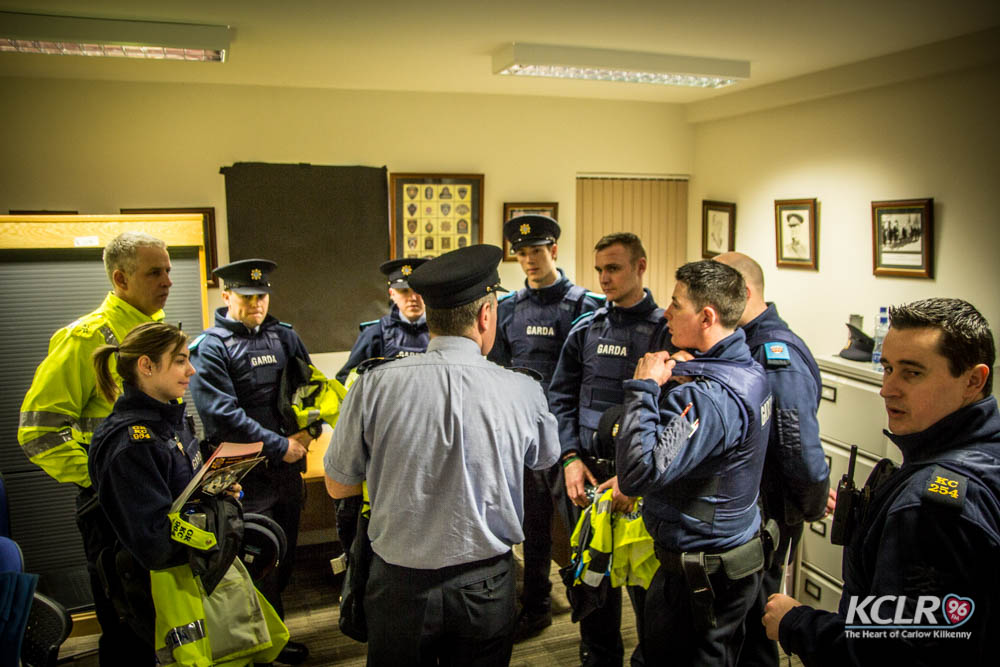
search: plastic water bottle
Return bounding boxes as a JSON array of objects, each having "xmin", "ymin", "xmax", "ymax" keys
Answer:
[{"xmin": 871, "ymin": 307, "xmax": 889, "ymax": 370}]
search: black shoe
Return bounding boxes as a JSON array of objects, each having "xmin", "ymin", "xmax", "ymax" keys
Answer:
[
  {"xmin": 276, "ymin": 640, "xmax": 310, "ymax": 665},
  {"xmin": 513, "ymin": 608, "xmax": 552, "ymax": 642}
]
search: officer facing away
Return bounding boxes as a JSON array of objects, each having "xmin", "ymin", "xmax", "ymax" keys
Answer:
[
  {"xmin": 488, "ymin": 214, "xmax": 604, "ymax": 640},
  {"xmin": 333, "ymin": 257, "xmax": 430, "ymax": 560},
  {"xmin": 715, "ymin": 252, "xmax": 830, "ymax": 667},
  {"xmin": 18, "ymin": 231, "xmax": 172, "ymax": 665},
  {"xmin": 335, "ymin": 257, "xmax": 430, "ymax": 384},
  {"xmin": 548, "ymin": 232, "xmax": 672, "ymax": 666},
  {"xmin": 617, "ymin": 259, "xmax": 773, "ymax": 666},
  {"xmin": 324, "ymin": 244, "xmax": 561, "ymax": 665},
  {"xmin": 188, "ymin": 258, "xmax": 313, "ymax": 665},
  {"xmin": 764, "ymin": 298, "xmax": 1000, "ymax": 665}
]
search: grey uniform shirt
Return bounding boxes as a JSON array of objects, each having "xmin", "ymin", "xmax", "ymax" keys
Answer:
[{"xmin": 325, "ymin": 335, "xmax": 561, "ymax": 569}]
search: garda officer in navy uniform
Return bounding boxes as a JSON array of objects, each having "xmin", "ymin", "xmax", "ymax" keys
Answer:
[
  {"xmin": 548, "ymin": 232, "xmax": 672, "ymax": 666},
  {"xmin": 488, "ymin": 214, "xmax": 604, "ymax": 640},
  {"xmin": 188, "ymin": 258, "xmax": 311, "ymax": 665},
  {"xmin": 333, "ymin": 258, "xmax": 429, "ymax": 557},
  {"xmin": 765, "ymin": 298, "xmax": 1000, "ymax": 665},
  {"xmin": 335, "ymin": 257, "xmax": 430, "ymax": 384},
  {"xmin": 715, "ymin": 252, "xmax": 830, "ymax": 667},
  {"xmin": 617, "ymin": 260, "xmax": 773, "ymax": 666},
  {"xmin": 324, "ymin": 244, "xmax": 562, "ymax": 665}
]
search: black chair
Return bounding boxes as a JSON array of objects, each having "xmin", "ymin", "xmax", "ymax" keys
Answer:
[{"xmin": 20, "ymin": 591, "xmax": 73, "ymax": 667}]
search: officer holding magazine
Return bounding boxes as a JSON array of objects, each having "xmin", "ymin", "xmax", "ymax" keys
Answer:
[{"xmin": 89, "ymin": 321, "xmax": 288, "ymax": 665}]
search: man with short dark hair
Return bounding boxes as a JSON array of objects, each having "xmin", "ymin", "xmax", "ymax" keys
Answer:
[
  {"xmin": 715, "ymin": 252, "xmax": 830, "ymax": 667},
  {"xmin": 324, "ymin": 245, "xmax": 561, "ymax": 665},
  {"xmin": 489, "ymin": 214, "xmax": 604, "ymax": 640},
  {"xmin": 617, "ymin": 259, "xmax": 773, "ymax": 666},
  {"xmin": 19, "ymin": 231, "xmax": 172, "ymax": 665},
  {"xmin": 764, "ymin": 297, "xmax": 1000, "ymax": 665},
  {"xmin": 548, "ymin": 231, "xmax": 671, "ymax": 666}
]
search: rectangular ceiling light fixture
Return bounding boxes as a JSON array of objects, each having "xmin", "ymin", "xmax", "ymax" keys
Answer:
[
  {"xmin": 493, "ymin": 43, "xmax": 749, "ymax": 88},
  {"xmin": 0, "ymin": 11, "xmax": 230, "ymax": 62}
]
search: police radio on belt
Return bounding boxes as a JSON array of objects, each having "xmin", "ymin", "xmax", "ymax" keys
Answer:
[{"xmin": 830, "ymin": 444, "xmax": 860, "ymax": 546}]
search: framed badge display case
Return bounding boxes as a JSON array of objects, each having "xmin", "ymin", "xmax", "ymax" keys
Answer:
[{"xmin": 389, "ymin": 173, "xmax": 484, "ymax": 259}]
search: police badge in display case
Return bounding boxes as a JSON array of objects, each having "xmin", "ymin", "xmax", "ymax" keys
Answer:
[{"xmin": 389, "ymin": 173, "xmax": 484, "ymax": 259}]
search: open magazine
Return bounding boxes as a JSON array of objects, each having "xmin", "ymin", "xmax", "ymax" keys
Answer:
[{"xmin": 169, "ymin": 441, "xmax": 265, "ymax": 514}]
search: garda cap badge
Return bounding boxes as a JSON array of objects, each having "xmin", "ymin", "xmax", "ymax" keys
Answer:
[
  {"xmin": 130, "ymin": 425, "xmax": 152, "ymax": 440},
  {"xmin": 519, "ymin": 223, "xmax": 531, "ymax": 236},
  {"xmin": 250, "ymin": 268, "xmax": 262, "ymax": 280},
  {"xmin": 401, "ymin": 264, "xmax": 413, "ymax": 276}
]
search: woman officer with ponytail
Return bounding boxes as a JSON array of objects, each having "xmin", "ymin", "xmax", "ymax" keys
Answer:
[{"xmin": 89, "ymin": 321, "xmax": 287, "ymax": 667}]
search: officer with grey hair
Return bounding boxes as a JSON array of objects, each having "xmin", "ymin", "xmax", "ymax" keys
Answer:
[
  {"xmin": 19, "ymin": 230, "xmax": 172, "ymax": 665},
  {"xmin": 325, "ymin": 245, "xmax": 561, "ymax": 665}
]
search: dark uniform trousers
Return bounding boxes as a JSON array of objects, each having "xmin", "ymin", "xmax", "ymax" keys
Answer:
[
  {"xmin": 365, "ymin": 551, "xmax": 517, "ymax": 667},
  {"xmin": 76, "ymin": 488, "xmax": 154, "ymax": 664},
  {"xmin": 240, "ymin": 460, "xmax": 304, "ymax": 618},
  {"xmin": 520, "ymin": 461, "xmax": 572, "ymax": 613},
  {"xmin": 643, "ymin": 558, "xmax": 762, "ymax": 667},
  {"xmin": 738, "ymin": 520, "xmax": 802, "ymax": 667}
]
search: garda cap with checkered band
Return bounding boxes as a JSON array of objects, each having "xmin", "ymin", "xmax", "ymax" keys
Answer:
[
  {"xmin": 407, "ymin": 245, "xmax": 508, "ymax": 308},
  {"xmin": 379, "ymin": 258, "xmax": 429, "ymax": 290},
  {"xmin": 503, "ymin": 214, "xmax": 560, "ymax": 252},
  {"xmin": 213, "ymin": 259, "xmax": 277, "ymax": 295}
]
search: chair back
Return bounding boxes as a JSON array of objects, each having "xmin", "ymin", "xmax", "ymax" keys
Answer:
[
  {"xmin": 0, "ymin": 535, "xmax": 23, "ymax": 572},
  {"xmin": 20, "ymin": 591, "xmax": 73, "ymax": 667}
]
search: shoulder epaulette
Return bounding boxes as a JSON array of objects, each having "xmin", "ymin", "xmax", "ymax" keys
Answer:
[
  {"xmin": 128, "ymin": 424, "xmax": 154, "ymax": 442},
  {"xmin": 762, "ymin": 341, "xmax": 792, "ymax": 368},
  {"xmin": 68, "ymin": 311, "xmax": 109, "ymax": 338},
  {"xmin": 498, "ymin": 291, "xmax": 517, "ymax": 303},
  {"xmin": 278, "ymin": 321, "xmax": 294, "ymax": 329},
  {"xmin": 359, "ymin": 319, "xmax": 380, "ymax": 331},
  {"xmin": 188, "ymin": 333, "xmax": 206, "ymax": 350},
  {"xmin": 356, "ymin": 356, "xmax": 393, "ymax": 375},
  {"xmin": 201, "ymin": 326, "xmax": 233, "ymax": 340},
  {"xmin": 586, "ymin": 291, "xmax": 606, "ymax": 301},
  {"xmin": 922, "ymin": 465, "xmax": 967, "ymax": 510},
  {"xmin": 571, "ymin": 308, "xmax": 602, "ymax": 327}
]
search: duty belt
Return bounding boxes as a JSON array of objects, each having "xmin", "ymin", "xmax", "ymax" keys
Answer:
[{"xmin": 581, "ymin": 455, "xmax": 615, "ymax": 484}]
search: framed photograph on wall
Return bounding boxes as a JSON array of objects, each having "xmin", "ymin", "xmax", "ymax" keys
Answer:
[
  {"xmin": 389, "ymin": 173, "xmax": 484, "ymax": 260},
  {"xmin": 501, "ymin": 202, "xmax": 559, "ymax": 262},
  {"xmin": 121, "ymin": 206, "xmax": 219, "ymax": 286},
  {"xmin": 774, "ymin": 198, "xmax": 818, "ymax": 270},
  {"xmin": 701, "ymin": 200, "xmax": 736, "ymax": 258},
  {"xmin": 871, "ymin": 198, "xmax": 933, "ymax": 278}
]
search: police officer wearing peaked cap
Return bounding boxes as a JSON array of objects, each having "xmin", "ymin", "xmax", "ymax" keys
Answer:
[
  {"xmin": 490, "ymin": 214, "xmax": 604, "ymax": 641},
  {"xmin": 325, "ymin": 244, "xmax": 561, "ymax": 665},
  {"xmin": 188, "ymin": 257, "xmax": 313, "ymax": 665},
  {"xmin": 336, "ymin": 257, "xmax": 430, "ymax": 384}
]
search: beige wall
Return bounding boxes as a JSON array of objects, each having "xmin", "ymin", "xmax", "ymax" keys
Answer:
[
  {"xmin": 0, "ymin": 76, "xmax": 694, "ymax": 351},
  {"xmin": 689, "ymin": 63, "xmax": 1000, "ymax": 356}
]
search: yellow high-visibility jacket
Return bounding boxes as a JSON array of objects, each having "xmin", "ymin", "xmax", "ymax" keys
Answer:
[
  {"xmin": 568, "ymin": 488, "xmax": 660, "ymax": 590},
  {"xmin": 18, "ymin": 292, "xmax": 163, "ymax": 486}
]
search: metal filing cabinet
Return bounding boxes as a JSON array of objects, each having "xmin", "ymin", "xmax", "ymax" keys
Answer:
[{"xmin": 795, "ymin": 355, "xmax": 902, "ymax": 605}]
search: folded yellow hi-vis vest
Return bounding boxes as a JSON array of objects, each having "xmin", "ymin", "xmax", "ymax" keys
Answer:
[
  {"xmin": 154, "ymin": 514, "xmax": 289, "ymax": 666},
  {"xmin": 567, "ymin": 488, "xmax": 660, "ymax": 590}
]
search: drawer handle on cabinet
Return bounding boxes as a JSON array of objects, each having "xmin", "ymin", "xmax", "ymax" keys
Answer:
[
  {"xmin": 805, "ymin": 579, "xmax": 822, "ymax": 602},
  {"xmin": 821, "ymin": 385, "xmax": 837, "ymax": 402},
  {"xmin": 809, "ymin": 521, "xmax": 827, "ymax": 538}
]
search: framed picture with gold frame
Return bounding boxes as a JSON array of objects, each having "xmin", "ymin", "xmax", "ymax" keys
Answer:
[
  {"xmin": 121, "ymin": 206, "xmax": 219, "ymax": 286},
  {"xmin": 774, "ymin": 198, "xmax": 818, "ymax": 270},
  {"xmin": 701, "ymin": 200, "xmax": 735, "ymax": 258},
  {"xmin": 501, "ymin": 202, "xmax": 558, "ymax": 262},
  {"xmin": 389, "ymin": 173, "xmax": 484, "ymax": 260}
]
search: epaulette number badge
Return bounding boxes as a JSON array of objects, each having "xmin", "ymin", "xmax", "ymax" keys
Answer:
[{"xmin": 130, "ymin": 425, "xmax": 152, "ymax": 440}]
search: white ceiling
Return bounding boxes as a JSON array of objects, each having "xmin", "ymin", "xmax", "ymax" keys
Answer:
[{"xmin": 2, "ymin": 0, "xmax": 999, "ymax": 105}]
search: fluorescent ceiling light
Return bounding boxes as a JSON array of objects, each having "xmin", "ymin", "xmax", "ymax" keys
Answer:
[
  {"xmin": 493, "ymin": 43, "xmax": 749, "ymax": 88},
  {"xmin": 0, "ymin": 11, "xmax": 230, "ymax": 62}
]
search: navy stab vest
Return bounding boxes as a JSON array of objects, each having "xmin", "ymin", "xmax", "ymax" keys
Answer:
[
  {"xmin": 203, "ymin": 325, "xmax": 289, "ymax": 435},
  {"xmin": 374, "ymin": 313, "xmax": 429, "ymax": 360},
  {"xmin": 507, "ymin": 285, "xmax": 588, "ymax": 384},
  {"xmin": 578, "ymin": 304, "xmax": 666, "ymax": 434},
  {"xmin": 649, "ymin": 356, "xmax": 773, "ymax": 550}
]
